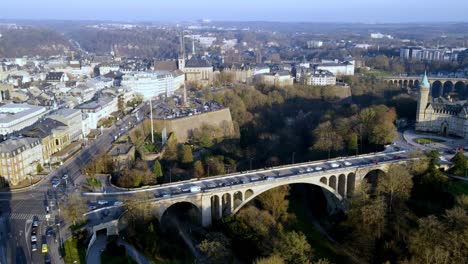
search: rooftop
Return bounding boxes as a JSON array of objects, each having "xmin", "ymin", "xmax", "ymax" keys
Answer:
[
  {"xmin": 0, "ymin": 137, "xmax": 41, "ymax": 155},
  {"xmin": 0, "ymin": 103, "xmax": 46, "ymax": 124}
]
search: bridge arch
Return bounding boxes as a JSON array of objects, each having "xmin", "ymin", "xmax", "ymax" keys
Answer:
[
  {"xmin": 222, "ymin": 193, "xmax": 232, "ymax": 217},
  {"xmin": 231, "ymin": 179, "xmax": 344, "ymax": 215},
  {"xmin": 211, "ymin": 195, "xmax": 221, "ymax": 221},
  {"xmin": 347, "ymin": 173, "xmax": 356, "ymax": 197},
  {"xmin": 160, "ymin": 201, "xmax": 201, "ymax": 229},
  {"xmin": 442, "ymin": 81, "xmax": 454, "ymax": 96},
  {"xmin": 233, "ymin": 191, "xmax": 243, "ymax": 211},
  {"xmin": 413, "ymin": 79, "xmax": 420, "ymax": 88},
  {"xmin": 329, "ymin": 175, "xmax": 337, "ymax": 190},
  {"xmin": 454, "ymin": 81, "xmax": 467, "ymax": 99},
  {"xmin": 431, "ymin": 80, "xmax": 442, "ymax": 98},
  {"xmin": 363, "ymin": 169, "xmax": 387, "ymax": 192},
  {"xmin": 245, "ymin": 189, "xmax": 254, "ymax": 199},
  {"xmin": 338, "ymin": 174, "xmax": 346, "ymax": 197},
  {"xmin": 320, "ymin": 176, "xmax": 327, "ymax": 185}
]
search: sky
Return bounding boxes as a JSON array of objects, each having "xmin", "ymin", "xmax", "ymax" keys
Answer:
[{"xmin": 1, "ymin": 0, "xmax": 468, "ymax": 23}]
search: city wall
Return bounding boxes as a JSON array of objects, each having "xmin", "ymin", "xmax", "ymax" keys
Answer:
[{"xmin": 153, "ymin": 108, "xmax": 235, "ymax": 143}]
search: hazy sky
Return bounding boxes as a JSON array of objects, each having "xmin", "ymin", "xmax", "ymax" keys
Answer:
[{"xmin": 1, "ymin": 0, "xmax": 467, "ymax": 23}]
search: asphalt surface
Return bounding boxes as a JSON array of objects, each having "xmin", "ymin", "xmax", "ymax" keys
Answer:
[{"xmin": 0, "ymin": 102, "xmax": 149, "ymax": 264}]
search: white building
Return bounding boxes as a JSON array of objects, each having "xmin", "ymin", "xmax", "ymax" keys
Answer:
[
  {"xmin": 316, "ymin": 61, "xmax": 354, "ymax": 76},
  {"xmin": 307, "ymin": 40, "xmax": 323, "ymax": 48},
  {"xmin": 0, "ymin": 137, "xmax": 43, "ymax": 186},
  {"xmin": 122, "ymin": 71, "xmax": 184, "ymax": 99},
  {"xmin": 99, "ymin": 63, "xmax": 120, "ymax": 75},
  {"xmin": 0, "ymin": 104, "xmax": 47, "ymax": 136},
  {"xmin": 301, "ymin": 69, "xmax": 336, "ymax": 86},
  {"xmin": 76, "ymin": 96, "xmax": 118, "ymax": 129}
]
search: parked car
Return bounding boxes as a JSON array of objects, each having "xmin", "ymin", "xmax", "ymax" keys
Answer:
[
  {"xmin": 32, "ymin": 216, "xmax": 39, "ymax": 227},
  {"xmin": 330, "ymin": 163, "xmax": 340, "ymax": 168},
  {"xmin": 343, "ymin": 161, "xmax": 352, "ymax": 166},
  {"xmin": 31, "ymin": 235, "xmax": 37, "ymax": 242},
  {"xmin": 265, "ymin": 176, "xmax": 275, "ymax": 181},
  {"xmin": 306, "ymin": 167, "xmax": 313, "ymax": 172},
  {"xmin": 61, "ymin": 174, "xmax": 68, "ymax": 180},
  {"xmin": 31, "ymin": 242, "xmax": 38, "ymax": 252},
  {"xmin": 314, "ymin": 166, "xmax": 323, "ymax": 171}
]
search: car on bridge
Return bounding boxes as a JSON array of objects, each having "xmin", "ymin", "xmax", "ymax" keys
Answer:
[
  {"xmin": 314, "ymin": 166, "xmax": 323, "ymax": 171},
  {"xmin": 306, "ymin": 167, "xmax": 313, "ymax": 172},
  {"xmin": 343, "ymin": 161, "xmax": 352, "ymax": 166},
  {"xmin": 330, "ymin": 163, "xmax": 340, "ymax": 168}
]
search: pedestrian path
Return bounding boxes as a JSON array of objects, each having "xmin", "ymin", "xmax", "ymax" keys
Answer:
[{"xmin": 2, "ymin": 213, "xmax": 46, "ymax": 221}]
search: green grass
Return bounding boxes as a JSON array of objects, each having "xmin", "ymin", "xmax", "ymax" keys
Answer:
[
  {"xmin": 87, "ymin": 177, "xmax": 102, "ymax": 188},
  {"xmin": 448, "ymin": 181, "xmax": 468, "ymax": 196},
  {"xmin": 62, "ymin": 237, "xmax": 86, "ymax": 264},
  {"xmin": 414, "ymin": 137, "xmax": 445, "ymax": 144},
  {"xmin": 101, "ymin": 251, "xmax": 137, "ymax": 264}
]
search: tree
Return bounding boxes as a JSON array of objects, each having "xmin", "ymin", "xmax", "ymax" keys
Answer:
[
  {"xmin": 378, "ymin": 164, "xmax": 413, "ymax": 211},
  {"xmin": 178, "ymin": 145, "xmax": 193, "ymax": 164},
  {"xmin": 193, "ymin": 160, "xmax": 205, "ymax": 178},
  {"xmin": 428, "ymin": 150, "xmax": 441, "ymax": 171},
  {"xmin": 312, "ymin": 121, "xmax": 343, "ymax": 158},
  {"xmin": 36, "ymin": 163, "xmax": 43, "ymax": 173},
  {"xmin": 347, "ymin": 132, "xmax": 358, "ymax": 155},
  {"xmin": 60, "ymin": 193, "xmax": 87, "ymax": 226},
  {"xmin": 257, "ymin": 186, "xmax": 290, "ymax": 222},
  {"xmin": 163, "ymin": 135, "xmax": 178, "ymax": 161},
  {"xmin": 254, "ymin": 255, "xmax": 285, "ymax": 264},
  {"xmin": 153, "ymin": 160, "xmax": 163, "ymax": 183},
  {"xmin": 451, "ymin": 152, "xmax": 467, "ymax": 176},
  {"xmin": 369, "ymin": 121, "xmax": 397, "ymax": 146},
  {"xmin": 273, "ymin": 231, "xmax": 312, "ymax": 264},
  {"xmin": 197, "ymin": 232, "xmax": 232, "ymax": 263}
]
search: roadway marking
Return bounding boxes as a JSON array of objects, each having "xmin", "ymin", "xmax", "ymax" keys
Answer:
[{"xmin": 4, "ymin": 213, "xmax": 46, "ymax": 221}]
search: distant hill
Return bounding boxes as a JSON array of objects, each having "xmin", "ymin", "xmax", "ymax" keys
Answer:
[
  {"xmin": 68, "ymin": 27, "xmax": 179, "ymax": 58},
  {"xmin": 0, "ymin": 27, "xmax": 74, "ymax": 57}
]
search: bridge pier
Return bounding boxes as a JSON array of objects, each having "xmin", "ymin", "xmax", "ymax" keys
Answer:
[{"xmin": 201, "ymin": 195, "xmax": 212, "ymax": 227}]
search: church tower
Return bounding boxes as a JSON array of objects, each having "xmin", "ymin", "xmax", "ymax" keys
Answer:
[
  {"xmin": 416, "ymin": 72, "xmax": 430, "ymax": 123},
  {"xmin": 178, "ymin": 32, "xmax": 185, "ymax": 72}
]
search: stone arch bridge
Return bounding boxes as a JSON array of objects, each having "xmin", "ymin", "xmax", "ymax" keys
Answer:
[
  {"xmin": 139, "ymin": 155, "xmax": 408, "ymax": 227},
  {"xmin": 382, "ymin": 76, "xmax": 468, "ymax": 98}
]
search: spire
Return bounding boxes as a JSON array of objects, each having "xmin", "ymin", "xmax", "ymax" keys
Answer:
[
  {"xmin": 179, "ymin": 31, "xmax": 185, "ymax": 58},
  {"xmin": 420, "ymin": 71, "xmax": 430, "ymax": 89}
]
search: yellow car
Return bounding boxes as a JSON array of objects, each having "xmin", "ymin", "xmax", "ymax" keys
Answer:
[{"xmin": 41, "ymin": 243, "xmax": 48, "ymax": 254}]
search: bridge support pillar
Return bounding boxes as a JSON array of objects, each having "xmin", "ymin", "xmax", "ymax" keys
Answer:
[{"xmin": 201, "ymin": 195, "xmax": 212, "ymax": 227}]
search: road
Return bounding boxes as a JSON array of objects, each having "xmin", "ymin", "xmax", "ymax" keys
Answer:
[
  {"xmin": 83, "ymin": 149, "xmax": 409, "ymax": 201},
  {"xmin": 0, "ymin": 102, "xmax": 149, "ymax": 264}
]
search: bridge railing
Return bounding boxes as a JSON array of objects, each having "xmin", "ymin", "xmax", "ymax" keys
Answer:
[{"xmin": 82, "ymin": 150, "xmax": 409, "ymax": 197}]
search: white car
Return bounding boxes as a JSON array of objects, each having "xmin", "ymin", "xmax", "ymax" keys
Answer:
[
  {"xmin": 330, "ymin": 163, "xmax": 340, "ymax": 168},
  {"xmin": 343, "ymin": 161, "xmax": 352, "ymax": 166},
  {"xmin": 31, "ymin": 235, "xmax": 37, "ymax": 242},
  {"xmin": 266, "ymin": 176, "xmax": 275, "ymax": 181},
  {"xmin": 306, "ymin": 167, "xmax": 313, "ymax": 172},
  {"xmin": 113, "ymin": 201, "xmax": 123, "ymax": 206},
  {"xmin": 97, "ymin": 200, "xmax": 108, "ymax": 205},
  {"xmin": 314, "ymin": 166, "xmax": 323, "ymax": 171}
]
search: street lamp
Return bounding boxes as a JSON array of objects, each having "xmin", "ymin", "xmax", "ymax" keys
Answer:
[{"xmin": 292, "ymin": 152, "xmax": 296, "ymax": 164}]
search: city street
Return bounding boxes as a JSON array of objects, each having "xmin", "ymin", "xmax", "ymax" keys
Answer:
[{"xmin": 0, "ymin": 102, "xmax": 149, "ymax": 264}]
